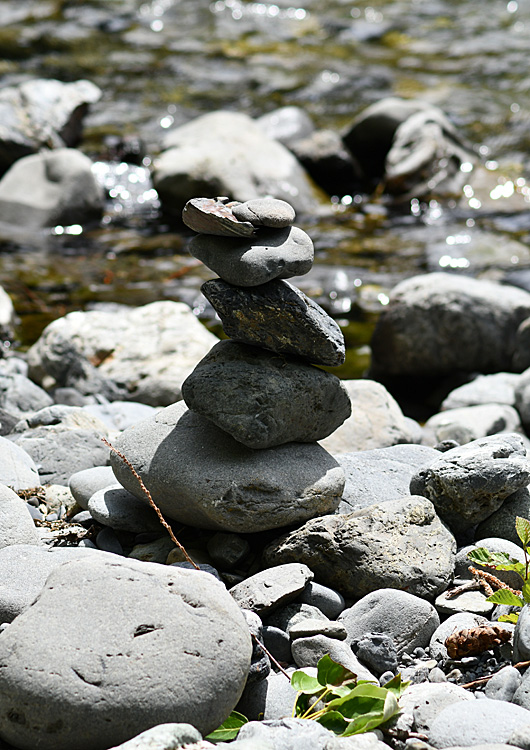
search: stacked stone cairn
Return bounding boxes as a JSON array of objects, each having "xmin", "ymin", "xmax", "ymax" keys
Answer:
[{"xmin": 112, "ymin": 196, "xmax": 350, "ymax": 534}]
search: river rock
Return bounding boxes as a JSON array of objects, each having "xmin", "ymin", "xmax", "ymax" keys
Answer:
[
  {"xmin": 290, "ymin": 635, "xmax": 377, "ymax": 682},
  {"xmin": 514, "ymin": 367, "xmax": 530, "ymax": 433},
  {"xmin": 111, "ymin": 402, "xmax": 344, "ymax": 532},
  {"xmin": 108, "ymin": 723, "xmax": 202, "ymax": 750},
  {"xmin": 256, "ymin": 106, "xmax": 315, "ymax": 147},
  {"xmin": 232, "ymin": 198, "xmax": 296, "ymax": 228},
  {"xmin": 0, "ymin": 483, "xmax": 41, "ymax": 549},
  {"xmin": 229, "ymin": 564, "xmax": 313, "ymax": 616},
  {"xmin": 442, "ymin": 372, "xmax": 520, "ymax": 411},
  {"xmin": 0, "ymin": 374, "xmax": 53, "ymax": 417},
  {"xmin": 237, "ymin": 717, "xmax": 387, "ymax": 750},
  {"xmin": 290, "ymin": 128, "xmax": 362, "ymax": 197},
  {"xmin": 26, "ymin": 300, "xmax": 218, "ymax": 407},
  {"xmin": 181, "ymin": 340, "xmax": 351, "ymax": 449},
  {"xmin": 237, "ymin": 667, "xmax": 307, "ymax": 722},
  {"xmin": 189, "ymin": 226, "xmax": 313, "ymax": 287},
  {"xmin": 202, "ymin": 278, "xmax": 345, "ymax": 366},
  {"xmin": 428, "ymin": 698, "xmax": 530, "ymax": 748},
  {"xmin": 475, "ymin": 487, "xmax": 530, "ymax": 545},
  {"xmin": 0, "ymin": 78, "xmax": 101, "ymax": 174},
  {"xmin": 409, "ymin": 433, "xmax": 530, "ymax": 536},
  {"xmin": 370, "ymin": 273, "xmax": 530, "ymax": 378},
  {"xmin": 83, "ymin": 401, "xmax": 157, "ymax": 433},
  {"xmin": 69, "ymin": 465, "xmax": 117, "ymax": 510},
  {"xmin": 0, "ymin": 286, "xmax": 15, "ymax": 339},
  {"xmin": 296, "ymin": 581, "xmax": 346, "ymax": 620},
  {"xmin": 0, "ymin": 148, "xmax": 104, "ymax": 228},
  {"xmin": 485, "ymin": 665, "xmax": 522, "ymax": 702},
  {"xmin": 395, "ymin": 682, "xmax": 475, "ymax": 737},
  {"xmin": 0, "ymin": 435, "xmax": 40, "ymax": 491},
  {"xmin": 153, "ymin": 110, "xmax": 321, "ymax": 217},
  {"xmin": 513, "ymin": 605, "xmax": 530, "ymax": 663},
  {"xmin": 263, "ymin": 494, "xmax": 456, "ymax": 600},
  {"xmin": 0, "ymin": 558, "xmax": 252, "ymax": 749},
  {"xmin": 319, "ymin": 379, "xmax": 415, "ymax": 454},
  {"xmin": 88, "ymin": 484, "xmax": 161, "ymax": 533},
  {"xmin": 337, "ymin": 444, "xmax": 440, "ymax": 513},
  {"xmin": 266, "ymin": 603, "xmax": 325, "ymax": 633},
  {"xmin": 421, "ymin": 403, "xmax": 523, "ymax": 447},
  {"xmin": 289, "ymin": 618, "xmax": 347, "ymax": 641}
]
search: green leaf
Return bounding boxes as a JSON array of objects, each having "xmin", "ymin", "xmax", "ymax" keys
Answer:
[
  {"xmin": 205, "ymin": 711, "xmax": 248, "ymax": 742},
  {"xmin": 467, "ymin": 549, "xmax": 519, "ymax": 568},
  {"xmin": 486, "ymin": 589, "xmax": 524, "ymax": 607},
  {"xmin": 317, "ymin": 710, "xmax": 349, "ymax": 734},
  {"xmin": 317, "ymin": 654, "xmax": 357, "ymax": 689},
  {"xmin": 516, "ymin": 516, "xmax": 530, "ymax": 547},
  {"xmin": 340, "ymin": 690, "xmax": 399, "ymax": 736},
  {"xmin": 522, "ymin": 578, "xmax": 530, "ymax": 605},
  {"xmin": 293, "ymin": 691, "xmax": 312, "ymax": 718},
  {"xmin": 381, "ymin": 673, "xmax": 410, "ymax": 698},
  {"xmin": 498, "ymin": 612, "xmax": 520, "ymax": 624},
  {"xmin": 291, "ymin": 671, "xmax": 323, "ymax": 694}
]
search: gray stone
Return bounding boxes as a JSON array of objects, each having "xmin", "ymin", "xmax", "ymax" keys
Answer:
[
  {"xmin": 0, "ymin": 374, "xmax": 53, "ymax": 417},
  {"xmin": 153, "ymin": 111, "xmax": 321, "ymax": 217},
  {"xmin": 229, "ymin": 564, "xmax": 313, "ymax": 617},
  {"xmin": 232, "ymin": 198, "xmax": 296, "ymax": 228},
  {"xmin": 201, "ymin": 278, "xmax": 345, "ymax": 367},
  {"xmin": 0, "ymin": 543, "xmax": 108, "ymax": 623},
  {"xmin": 266, "ymin": 603, "xmax": 326, "ymax": 633},
  {"xmin": 108, "ymin": 723, "xmax": 202, "ymax": 750},
  {"xmin": 352, "ymin": 633, "xmax": 398, "ymax": 675},
  {"xmin": 422, "ymin": 404, "xmax": 523, "ymax": 447},
  {"xmin": 442, "ymin": 372, "xmax": 520, "ymax": 411},
  {"xmin": 370, "ymin": 273, "xmax": 530, "ymax": 378},
  {"xmin": 475, "ymin": 487, "xmax": 530, "ymax": 545},
  {"xmin": 515, "ymin": 368, "xmax": 530, "ymax": 434},
  {"xmin": 263, "ymin": 495, "xmax": 456, "ymax": 600},
  {"xmin": 207, "ymin": 532, "xmax": 249, "ymax": 570},
  {"xmin": 96, "ymin": 526, "xmax": 124, "ymax": 555},
  {"xmin": 429, "ymin": 613, "xmax": 490, "ymax": 661},
  {"xmin": 428, "ymin": 698, "xmax": 530, "ymax": 748},
  {"xmin": 485, "ymin": 665, "xmax": 522, "ymax": 702},
  {"xmin": 0, "ymin": 558, "xmax": 252, "ymax": 749},
  {"xmin": 0, "ymin": 435, "xmax": 40, "ymax": 491},
  {"xmin": 239, "ymin": 716, "xmax": 383, "ymax": 750},
  {"xmin": 339, "ymin": 589, "xmax": 440, "ymax": 657},
  {"xmin": 434, "ymin": 586, "xmax": 493, "ymax": 617},
  {"xmin": 336, "ymin": 444, "xmax": 440, "ymax": 513},
  {"xmin": 289, "ymin": 618, "xmax": 347, "ymax": 641},
  {"xmin": 181, "ymin": 340, "xmax": 351, "ymax": 449},
  {"xmin": 128, "ymin": 536, "xmax": 176, "ymax": 564},
  {"xmin": 409, "ymin": 433, "xmax": 530, "ymax": 535},
  {"xmin": 290, "ymin": 128, "xmax": 361, "ymax": 197},
  {"xmin": 256, "ymin": 106, "xmax": 315, "ymax": 147},
  {"xmin": 0, "ymin": 483, "xmax": 41, "ymax": 549},
  {"xmin": 83, "ymin": 401, "xmax": 157, "ymax": 432},
  {"xmin": 237, "ymin": 666, "xmax": 305, "ymax": 722},
  {"xmin": 262, "ymin": 626, "xmax": 292, "ymax": 665},
  {"xmin": 88, "ymin": 484, "xmax": 161, "ymax": 533},
  {"xmin": 456, "ymin": 538, "xmax": 525, "ymax": 589},
  {"xmin": 0, "ymin": 148, "xmax": 103, "ymax": 228},
  {"xmin": 296, "ymin": 581, "xmax": 346, "ymax": 620},
  {"xmin": 513, "ymin": 605, "xmax": 530, "ymax": 663},
  {"xmin": 242, "ymin": 609, "xmax": 271, "ymax": 686},
  {"xmin": 395, "ymin": 682, "xmax": 474, "ymax": 736},
  {"xmin": 189, "ymin": 226, "xmax": 313, "ymax": 287},
  {"xmin": 0, "ymin": 287, "xmax": 15, "ymax": 339},
  {"xmin": 290, "ymin": 635, "xmax": 378, "ymax": 683},
  {"xmin": 69, "ymin": 466, "xmax": 117, "ymax": 510},
  {"xmin": 112, "ymin": 402, "xmax": 344, "ymax": 532},
  {"xmin": 26, "ymin": 301, "xmax": 218, "ymax": 407},
  {"xmin": 319, "ymin": 379, "xmax": 416, "ymax": 454},
  {"xmin": 508, "ymin": 723, "xmax": 530, "ymax": 750}
]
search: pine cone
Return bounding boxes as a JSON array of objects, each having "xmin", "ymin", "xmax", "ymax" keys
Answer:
[{"xmin": 445, "ymin": 625, "xmax": 511, "ymax": 659}]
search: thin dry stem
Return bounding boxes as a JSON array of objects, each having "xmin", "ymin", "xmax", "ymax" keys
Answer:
[
  {"xmin": 461, "ymin": 659, "xmax": 530, "ymax": 689},
  {"xmin": 252, "ymin": 633, "xmax": 291, "ymax": 681},
  {"xmin": 102, "ymin": 437, "xmax": 200, "ymax": 570}
]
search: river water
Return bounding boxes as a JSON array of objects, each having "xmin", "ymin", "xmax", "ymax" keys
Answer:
[{"xmin": 1, "ymin": 0, "xmax": 530, "ymax": 377}]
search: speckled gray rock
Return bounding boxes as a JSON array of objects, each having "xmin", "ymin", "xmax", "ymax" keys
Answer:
[
  {"xmin": 232, "ymin": 199, "xmax": 296, "ymax": 228},
  {"xmin": 189, "ymin": 226, "xmax": 313, "ymax": 287},
  {"xmin": 296, "ymin": 581, "xmax": 345, "ymax": 619},
  {"xmin": 442, "ymin": 372, "xmax": 520, "ymax": 411},
  {"xmin": 422, "ymin": 404, "xmax": 523, "ymax": 447},
  {"xmin": 319, "ymin": 379, "xmax": 416, "ymax": 454},
  {"xmin": 112, "ymin": 402, "xmax": 344, "ymax": 533},
  {"xmin": 394, "ymin": 682, "xmax": 474, "ymax": 737},
  {"xmin": 0, "ymin": 435, "xmax": 40, "ymax": 491},
  {"xmin": 513, "ymin": 606, "xmax": 530, "ymax": 663},
  {"xmin": 289, "ymin": 619, "xmax": 347, "ymax": 641},
  {"xmin": 237, "ymin": 717, "xmax": 387, "ymax": 750},
  {"xmin": 485, "ymin": 666, "xmax": 522, "ymax": 702},
  {"xmin": 337, "ymin": 444, "xmax": 439, "ymax": 514},
  {"xmin": 181, "ymin": 340, "xmax": 351, "ymax": 449},
  {"xmin": 263, "ymin": 495, "xmax": 456, "ymax": 600},
  {"xmin": 370, "ymin": 273, "xmax": 530, "ymax": 378},
  {"xmin": 351, "ymin": 633, "xmax": 398, "ymax": 676},
  {"xmin": 266, "ymin": 603, "xmax": 326, "ymax": 633},
  {"xmin": 0, "ymin": 557, "xmax": 252, "ymax": 750},
  {"xmin": 201, "ymin": 278, "xmax": 346, "ymax": 367},
  {"xmin": 0, "ymin": 374, "xmax": 53, "ymax": 418},
  {"xmin": 456, "ymin": 538, "xmax": 525, "ymax": 590},
  {"xmin": 69, "ymin": 465, "xmax": 117, "ymax": 510},
  {"xmin": 0, "ymin": 483, "xmax": 41, "ymax": 549},
  {"xmin": 434, "ymin": 586, "xmax": 493, "ymax": 617},
  {"xmin": 475, "ymin": 487, "xmax": 530, "ymax": 545},
  {"xmin": 338, "ymin": 589, "xmax": 440, "ymax": 657},
  {"xmin": 429, "ymin": 613, "xmax": 490, "ymax": 661},
  {"xmin": 108, "ymin": 723, "xmax": 202, "ymax": 750},
  {"xmin": 290, "ymin": 635, "xmax": 377, "ymax": 682},
  {"xmin": 508, "ymin": 723, "xmax": 530, "ymax": 750},
  {"xmin": 428, "ymin": 698, "xmax": 530, "ymax": 748},
  {"xmin": 88, "ymin": 484, "xmax": 161, "ymax": 533},
  {"xmin": 229, "ymin": 564, "xmax": 313, "ymax": 617},
  {"xmin": 409, "ymin": 433, "xmax": 530, "ymax": 535}
]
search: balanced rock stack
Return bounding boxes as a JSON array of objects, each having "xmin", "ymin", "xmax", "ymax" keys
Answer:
[{"xmin": 112, "ymin": 197, "xmax": 350, "ymax": 534}]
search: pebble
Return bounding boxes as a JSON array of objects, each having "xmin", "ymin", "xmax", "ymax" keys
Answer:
[
  {"xmin": 69, "ymin": 465, "xmax": 119, "ymax": 510},
  {"xmin": 262, "ymin": 626, "xmax": 292, "ymax": 665},
  {"xmin": 229, "ymin": 563, "xmax": 313, "ymax": 617},
  {"xmin": 290, "ymin": 634, "xmax": 378, "ymax": 682},
  {"xmin": 96, "ymin": 526, "xmax": 124, "ymax": 555},
  {"xmin": 288, "ymin": 618, "xmax": 347, "ymax": 641},
  {"xmin": 88, "ymin": 484, "xmax": 161, "ymax": 533},
  {"xmin": 295, "ymin": 580, "xmax": 345, "ymax": 620},
  {"xmin": 231, "ymin": 198, "xmax": 296, "ymax": 228},
  {"xmin": 206, "ymin": 532, "xmax": 250, "ymax": 570},
  {"xmin": 485, "ymin": 665, "xmax": 522, "ymax": 701}
]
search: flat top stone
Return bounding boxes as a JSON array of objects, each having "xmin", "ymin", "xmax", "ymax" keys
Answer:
[
  {"xmin": 229, "ymin": 563, "xmax": 313, "ymax": 616},
  {"xmin": 232, "ymin": 199, "xmax": 296, "ymax": 228}
]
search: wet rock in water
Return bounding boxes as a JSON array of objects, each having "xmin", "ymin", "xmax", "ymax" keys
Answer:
[
  {"xmin": 0, "ymin": 78, "xmax": 101, "ymax": 174},
  {"xmin": 202, "ymin": 278, "xmax": 345, "ymax": 366},
  {"xmin": 409, "ymin": 433, "xmax": 530, "ymax": 536},
  {"xmin": 26, "ymin": 300, "xmax": 218, "ymax": 407},
  {"xmin": 290, "ymin": 128, "xmax": 362, "ymax": 197},
  {"xmin": 256, "ymin": 106, "xmax": 315, "ymax": 148},
  {"xmin": 441, "ymin": 372, "xmax": 520, "ymax": 411},
  {"xmin": 370, "ymin": 272, "xmax": 530, "ymax": 378},
  {"xmin": 0, "ymin": 286, "xmax": 15, "ymax": 339},
  {"xmin": 181, "ymin": 340, "xmax": 351, "ymax": 449},
  {"xmin": 263, "ymin": 495, "xmax": 456, "ymax": 600},
  {"xmin": 0, "ymin": 148, "xmax": 104, "ymax": 228},
  {"xmin": 189, "ymin": 225, "xmax": 314, "ymax": 287},
  {"xmin": 153, "ymin": 110, "xmax": 322, "ymax": 217},
  {"xmin": 111, "ymin": 402, "xmax": 344, "ymax": 533},
  {"xmin": 0, "ymin": 435, "xmax": 40, "ymax": 491},
  {"xmin": 229, "ymin": 564, "xmax": 313, "ymax": 617},
  {"xmin": 232, "ymin": 198, "xmax": 296, "ymax": 228},
  {"xmin": 0, "ymin": 558, "xmax": 252, "ymax": 750},
  {"xmin": 0, "ymin": 484, "xmax": 41, "ymax": 549},
  {"xmin": 421, "ymin": 403, "xmax": 523, "ymax": 447}
]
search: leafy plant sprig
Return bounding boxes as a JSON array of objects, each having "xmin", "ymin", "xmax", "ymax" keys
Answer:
[{"xmin": 467, "ymin": 516, "xmax": 530, "ymax": 624}]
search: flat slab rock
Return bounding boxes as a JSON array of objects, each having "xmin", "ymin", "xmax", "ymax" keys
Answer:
[
  {"xmin": 182, "ymin": 340, "xmax": 351, "ymax": 449},
  {"xmin": 229, "ymin": 563, "xmax": 313, "ymax": 616},
  {"xmin": 263, "ymin": 494, "xmax": 456, "ymax": 600},
  {"xmin": 0, "ymin": 557, "xmax": 252, "ymax": 750},
  {"xmin": 189, "ymin": 226, "xmax": 313, "ymax": 287},
  {"xmin": 111, "ymin": 402, "xmax": 344, "ymax": 533},
  {"xmin": 201, "ymin": 278, "xmax": 345, "ymax": 367}
]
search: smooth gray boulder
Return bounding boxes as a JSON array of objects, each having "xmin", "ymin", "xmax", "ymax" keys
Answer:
[
  {"xmin": 232, "ymin": 198, "xmax": 296, "ymax": 228},
  {"xmin": 442, "ymin": 372, "xmax": 520, "ymax": 411},
  {"xmin": 428, "ymin": 699, "xmax": 530, "ymax": 748},
  {"xmin": 338, "ymin": 589, "xmax": 440, "ymax": 657},
  {"xmin": 0, "ymin": 373, "xmax": 53, "ymax": 418},
  {"xmin": 0, "ymin": 557, "xmax": 252, "ymax": 750},
  {"xmin": 88, "ymin": 484, "xmax": 161, "ymax": 533},
  {"xmin": 201, "ymin": 278, "xmax": 346, "ymax": 367},
  {"xmin": 237, "ymin": 667, "xmax": 309, "ymax": 722},
  {"xmin": 409, "ymin": 433, "xmax": 530, "ymax": 535},
  {"xmin": 189, "ymin": 226, "xmax": 313, "ymax": 287},
  {"xmin": 394, "ymin": 682, "xmax": 474, "ymax": 737},
  {"xmin": 236, "ymin": 717, "xmax": 387, "ymax": 750},
  {"xmin": 108, "ymin": 723, "xmax": 202, "ymax": 750},
  {"xmin": 266, "ymin": 603, "xmax": 326, "ymax": 633},
  {"xmin": 485, "ymin": 665, "xmax": 522, "ymax": 702},
  {"xmin": 256, "ymin": 106, "xmax": 315, "ymax": 147},
  {"xmin": 337, "ymin": 444, "xmax": 439, "ymax": 513},
  {"xmin": 181, "ymin": 340, "xmax": 351, "ymax": 449},
  {"xmin": 296, "ymin": 580, "xmax": 345, "ymax": 619},
  {"xmin": 290, "ymin": 635, "xmax": 377, "ymax": 682},
  {"xmin": 422, "ymin": 404, "xmax": 523, "ymax": 447},
  {"xmin": 112, "ymin": 402, "xmax": 344, "ymax": 533},
  {"xmin": 69, "ymin": 465, "xmax": 117, "ymax": 510},
  {"xmin": 263, "ymin": 495, "xmax": 456, "ymax": 600},
  {"xmin": 0, "ymin": 483, "xmax": 41, "ymax": 549},
  {"xmin": 475, "ymin": 487, "xmax": 530, "ymax": 545},
  {"xmin": 0, "ymin": 148, "xmax": 103, "ymax": 228},
  {"xmin": 229, "ymin": 564, "xmax": 313, "ymax": 617},
  {"xmin": 153, "ymin": 110, "xmax": 321, "ymax": 216},
  {"xmin": 0, "ymin": 435, "xmax": 40, "ymax": 491},
  {"xmin": 26, "ymin": 301, "xmax": 218, "ymax": 407},
  {"xmin": 370, "ymin": 273, "xmax": 530, "ymax": 378}
]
